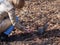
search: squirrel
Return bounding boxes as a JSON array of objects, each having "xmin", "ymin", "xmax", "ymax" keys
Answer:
[{"xmin": 0, "ymin": 0, "xmax": 27, "ymax": 33}]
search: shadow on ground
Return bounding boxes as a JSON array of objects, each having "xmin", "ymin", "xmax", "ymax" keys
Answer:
[{"xmin": 1, "ymin": 29, "xmax": 60, "ymax": 42}]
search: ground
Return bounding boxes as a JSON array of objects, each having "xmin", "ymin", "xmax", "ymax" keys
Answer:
[{"xmin": 0, "ymin": 0, "xmax": 60, "ymax": 45}]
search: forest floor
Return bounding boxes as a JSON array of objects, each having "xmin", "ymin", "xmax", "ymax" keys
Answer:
[{"xmin": 0, "ymin": 0, "xmax": 60, "ymax": 45}]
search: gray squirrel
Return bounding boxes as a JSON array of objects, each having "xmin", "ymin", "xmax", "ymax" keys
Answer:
[{"xmin": 0, "ymin": 0, "xmax": 25, "ymax": 33}]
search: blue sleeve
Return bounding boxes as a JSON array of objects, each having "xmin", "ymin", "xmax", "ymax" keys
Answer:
[{"xmin": 4, "ymin": 16, "xmax": 18, "ymax": 35}]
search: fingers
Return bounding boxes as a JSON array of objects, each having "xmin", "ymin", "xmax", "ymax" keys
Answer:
[
  {"xmin": 0, "ymin": 12, "xmax": 8, "ymax": 23},
  {"xmin": 0, "ymin": 18, "xmax": 11, "ymax": 33}
]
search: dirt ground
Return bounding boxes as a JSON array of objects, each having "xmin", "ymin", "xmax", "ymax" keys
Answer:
[{"xmin": 0, "ymin": 0, "xmax": 60, "ymax": 45}]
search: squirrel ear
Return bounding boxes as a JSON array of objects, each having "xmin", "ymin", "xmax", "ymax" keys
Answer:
[{"xmin": 12, "ymin": 0, "xmax": 25, "ymax": 9}]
